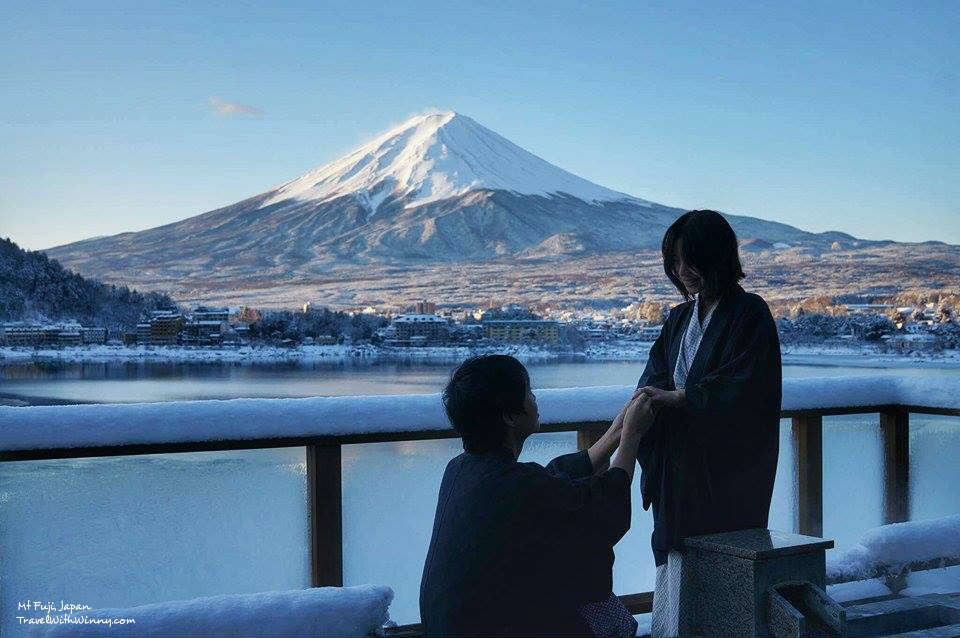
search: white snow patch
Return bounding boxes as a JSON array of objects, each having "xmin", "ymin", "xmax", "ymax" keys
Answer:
[
  {"xmin": 827, "ymin": 515, "xmax": 960, "ymax": 583},
  {"xmin": 0, "ymin": 376, "xmax": 960, "ymax": 456},
  {"xmin": 24, "ymin": 585, "xmax": 393, "ymax": 638},
  {"xmin": 1, "ymin": 375, "xmax": 957, "ymax": 454},
  {"xmin": 260, "ymin": 111, "xmax": 645, "ymax": 209},
  {"xmin": 901, "ymin": 564, "xmax": 960, "ymax": 597},
  {"xmin": 826, "ymin": 578, "xmax": 892, "ymax": 602}
]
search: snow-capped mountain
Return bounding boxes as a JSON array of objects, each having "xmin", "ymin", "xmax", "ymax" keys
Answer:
[
  {"xmin": 263, "ymin": 110, "xmax": 645, "ymax": 209},
  {"xmin": 47, "ymin": 110, "xmax": 854, "ymax": 282}
]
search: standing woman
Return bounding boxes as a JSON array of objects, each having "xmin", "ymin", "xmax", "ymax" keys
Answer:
[{"xmin": 635, "ymin": 210, "xmax": 782, "ymax": 638}]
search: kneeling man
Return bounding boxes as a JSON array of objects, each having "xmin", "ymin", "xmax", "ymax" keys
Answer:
[{"xmin": 419, "ymin": 355, "xmax": 651, "ymax": 637}]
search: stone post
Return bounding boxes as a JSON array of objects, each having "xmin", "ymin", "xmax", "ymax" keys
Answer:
[{"xmin": 682, "ymin": 529, "xmax": 834, "ymax": 637}]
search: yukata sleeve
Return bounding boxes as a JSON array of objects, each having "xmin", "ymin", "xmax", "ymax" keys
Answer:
[
  {"xmin": 545, "ymin": 449, "xmax": 594, "ymax": 480},
  {"xmin": 635, "ymin": 317, "xmax": 673, "ymax": 510},
  {"xmin": 521, "ymin": 462, "xmax": 632, "ymax": 547},
  {"xmin": 636, "ymin": 321, "xmax": 672, "ymax": 391}
]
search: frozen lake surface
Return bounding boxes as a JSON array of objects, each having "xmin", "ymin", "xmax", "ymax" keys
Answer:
[{"xmin": 2, "ymin": 358, "xmax": 959, "ymax": 633}]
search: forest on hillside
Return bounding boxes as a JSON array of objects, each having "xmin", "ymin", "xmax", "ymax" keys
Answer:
[{"xmin": 0, "ymin": 237, "xmax": 173, "ymax": 327}]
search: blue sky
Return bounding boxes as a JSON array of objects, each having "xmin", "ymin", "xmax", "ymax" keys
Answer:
[{"xmin": 2, "ymin": 0, "xmax": 958, "ymax": 250}]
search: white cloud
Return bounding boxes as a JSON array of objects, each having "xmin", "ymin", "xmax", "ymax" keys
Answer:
[{"xmin": 208, "ymin": 97, "xmax": 264, "ymax": 118}]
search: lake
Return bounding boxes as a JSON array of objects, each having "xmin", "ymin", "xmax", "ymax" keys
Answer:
[{"xmin": 3, "ymin": 357, "xmax": 959, "ymax": 404}]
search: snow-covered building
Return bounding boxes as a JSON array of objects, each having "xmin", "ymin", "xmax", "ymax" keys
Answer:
[
  {"xmin": 483, "ymin": 319, "xmax": 559, "ymax": 343},
  {"xmin": 181, "ymin": 320, "xmax": 226, "ymax": 345},
  {"xmin": 411, "ymin": 300, "xmax": 436, "ymax": 315},
  {"xmin": 1, "ymin": 323, "xmax": 102, "ymax": 346},
  {"xmin": 1, "ymin": 324, "xmax": 44, "ymax": 346},
  {"xmin": 636, "ymin": 325, "xmax": 663, "ymax": 342},
  {"xmin": 82, "ymin": 327, "xmax": 108, "ymax": 344},
  {"xmin": 191, "ymin": 306, "xmax": 230, "ymax": 323},
  {"xmin": 389, "ymin": 315, "xmax": 449, "ymax": 345},
  {"xmin": 56, "ymin": 324, "xmax": 82, "ymax": 346}
]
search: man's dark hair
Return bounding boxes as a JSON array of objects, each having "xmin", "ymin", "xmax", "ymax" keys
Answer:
[
  {"xmin": 662, "ymin": 209, "xmax": 745, "ymax": 299},
  {"xmin": 442, "ymin": 355, "xmax": 531, "ymax": 453}
]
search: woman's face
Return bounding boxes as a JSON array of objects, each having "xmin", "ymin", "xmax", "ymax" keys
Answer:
[{"xmin": 673, "ymin": 243, "xmax": 704, "ymax": 296}]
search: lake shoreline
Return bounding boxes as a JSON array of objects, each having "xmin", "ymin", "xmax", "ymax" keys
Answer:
[{"xmin": 2, "ymin": 342, "xmax": 959, "ymax": 368}]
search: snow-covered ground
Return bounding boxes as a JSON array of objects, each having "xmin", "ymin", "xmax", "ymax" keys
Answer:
[{"xmin": 2, "ymin": 342, "xmax": 958, "ymax": 366}]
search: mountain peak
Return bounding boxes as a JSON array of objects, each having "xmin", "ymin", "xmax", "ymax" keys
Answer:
[{"xmin": 262, "ymin": 110, "xmax": 642, "ymax": 210}]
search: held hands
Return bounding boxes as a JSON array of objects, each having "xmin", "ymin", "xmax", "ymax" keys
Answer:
[
  {"xmin": 638, "ymin": 386, "xmax": 685, "ymax": 408},
  {"xmin": 589, "ymin": 390, "xmax": 653, "ymax": 473},
  {"xmin": 621, "ymin": 391, "xmax": 654, "ymax": 440},
  {"xmin": 605, "ymin": 390, "xmax": 653, "ymax": 481}
]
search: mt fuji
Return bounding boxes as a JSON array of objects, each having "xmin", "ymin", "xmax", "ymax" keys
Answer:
[
  {"xmin": 47, "ymin": 110, "xmax": 850, "ymax": 274},
  {"xmin": 43, "ymin": 109, "xmax": 955, "ymax": 308}
]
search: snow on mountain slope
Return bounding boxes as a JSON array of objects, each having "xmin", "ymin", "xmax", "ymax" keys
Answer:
[
  {"xmin": 262, "ymin": 110, "xmax": 646, "ymax": 209},
  {"xmin": 45, "ymin": 109, "xmax": 868, "ymax": 287}
]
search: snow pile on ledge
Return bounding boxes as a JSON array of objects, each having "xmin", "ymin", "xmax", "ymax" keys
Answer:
[
  {"xmin": 26, "ymin": 585, "xmax": 393, "ymax": 638},
  {"xmin": 901, "ymin": 564, "xmax": 960, "ymax": 596},
  {"xmin": 826, "ymin": 578, "xmax": 892, "ymax": 602},
  {"xmin": 1, "ymin": 375, "xmax": 957, "ymax": 452},
  {"xmin": 828, "ymin": 515, "xmax": 960, "ymax": 583}
]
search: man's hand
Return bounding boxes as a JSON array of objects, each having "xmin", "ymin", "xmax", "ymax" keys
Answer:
[
  {"xmin": 610, "ymin": 393, "xmax": 652, "ymax": 481},
  {"xmin": 622, "ymin": 393, "xmax": 654, "ymax": 439},
  {"xmin": 639, "ymin": 386, "xmax": 685, "ymax": 408}
]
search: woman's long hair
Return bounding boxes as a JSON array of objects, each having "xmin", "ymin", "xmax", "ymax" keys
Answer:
[{"xmin": 662, "ymin": 210, "xmax": 745, "ymax": 300}]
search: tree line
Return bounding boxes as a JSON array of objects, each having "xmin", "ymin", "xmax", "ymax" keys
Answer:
[{"xmin": 0, "ymin": 237, "xmax": 174, "ymax": 328}]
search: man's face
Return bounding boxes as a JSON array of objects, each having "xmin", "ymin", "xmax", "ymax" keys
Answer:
[
  {"xmin": 673, "ymin": 243, "xmax": 704, "ymax": 296},
  {"xmin": 512, "ymin": 388, "xmax": 540, "ymax": 435}
]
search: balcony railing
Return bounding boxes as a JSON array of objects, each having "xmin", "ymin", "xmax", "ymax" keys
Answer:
[{"xmin": 1, "ymin": 376, "xmax": 958, "ymax": 624}]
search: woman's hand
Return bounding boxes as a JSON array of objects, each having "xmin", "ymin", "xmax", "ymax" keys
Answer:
[{"xmin": 639, "ymin": 386, "xmax": 685, "ymax": 408}]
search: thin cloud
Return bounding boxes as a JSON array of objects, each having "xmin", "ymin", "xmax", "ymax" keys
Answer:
[{"xmin": 208, "ymin": 97, "xmax": 264, "ymax": 118}]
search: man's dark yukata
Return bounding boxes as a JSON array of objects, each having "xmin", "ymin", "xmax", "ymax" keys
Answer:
[
  {"xmin": 419, "ymin": 448, "xmax": 630, "ymax": 637},
  {"xmin": 636, "ymin": 284, "xmax": 782, "ymax": 566}
]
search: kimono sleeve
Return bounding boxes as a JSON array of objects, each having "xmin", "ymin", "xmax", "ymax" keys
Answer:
[
  {"xmin": 636, "ymin": 320, "xmax": 672, "ymax": 391},
  {"xmin": 635, "ymin": 315, "xmax": 672, "ymax": 510},
  {"xmin": 682, "ymin": 298, "xmax": 782, "ymax": 438},
  {"xmin": 544, "ymin": 449, "xmax": 594, "ymax": 480},
  {"xmin": 521, "ymin": 463, "xmax": 632, "ymax": 547}
]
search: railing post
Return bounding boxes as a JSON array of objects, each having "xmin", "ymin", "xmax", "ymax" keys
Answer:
[
  {"xmin": 577, "ymin": 426, "xmax": 603, "ymax": 451},
  {"xmin": 880, "ymin": 407, "xmax": 910, "ymax": 524},
  {"xmin": 792, "ymin": 415, "xmax": 823, "ymax": 537},
  {"xmin": 307, "ymin": 443, "xmax": 343, "ymax": 586}
]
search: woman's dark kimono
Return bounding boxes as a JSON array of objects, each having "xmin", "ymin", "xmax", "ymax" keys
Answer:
[
  {"xmin": 420, "ymin": 448, "xmax": 631, "ymax": 637},
  {"xmin": 636, "ymin": 284, "xmax": 781, "ymax": 566}
]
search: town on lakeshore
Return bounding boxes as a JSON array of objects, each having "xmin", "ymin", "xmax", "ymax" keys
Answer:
[{"xmin": 2, "ymin": 294, "xmax": 958, "ymax": 357}]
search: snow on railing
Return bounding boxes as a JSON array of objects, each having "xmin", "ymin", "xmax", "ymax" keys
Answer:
[
  {"xmin": 1, "ymin": 376, "xmax": 958, "ymax": 453},
  {"xmin": 25, "ymin": 584, "xmax": 394, "ymax": 638},
  {"xmin": 827, "ymin": 515, "xmax": 960, "ymax": 592}
]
